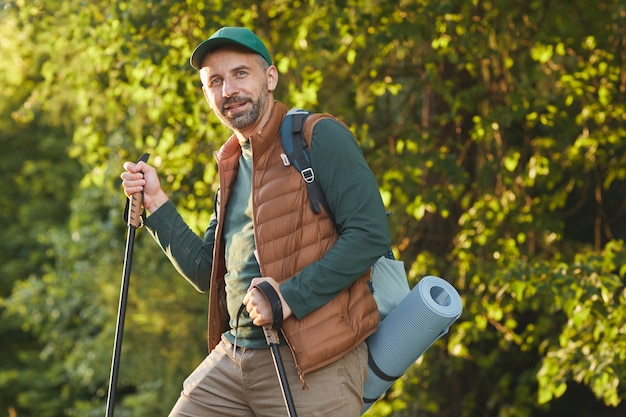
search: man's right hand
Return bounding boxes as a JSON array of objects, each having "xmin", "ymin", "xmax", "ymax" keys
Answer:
[{"xmin": 121, "ymin": 160, "xmax": 169, "ymax": 214}]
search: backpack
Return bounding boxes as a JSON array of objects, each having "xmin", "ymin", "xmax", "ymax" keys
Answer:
[
  {"xmin": 279, "ymin": 110, "xmax": 463, "ymax": 411},
  {"xmin": 278, "ymin": 108, "xmax": 409, "ymax": 319}
]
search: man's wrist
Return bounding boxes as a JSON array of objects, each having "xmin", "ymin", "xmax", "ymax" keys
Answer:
[{"xmin": 146, "ymin": 191, "xmax": 169, "ymax": 214}]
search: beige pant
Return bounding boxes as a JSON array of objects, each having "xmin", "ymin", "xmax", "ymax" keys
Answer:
[{"xmin": 168, "ymin": 337, "xmax": 369, "ymax": 417}]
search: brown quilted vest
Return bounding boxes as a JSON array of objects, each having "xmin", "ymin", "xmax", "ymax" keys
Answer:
[{"xmin": 207, "ymin": 101, "xmax": 379, "ymax": 379}]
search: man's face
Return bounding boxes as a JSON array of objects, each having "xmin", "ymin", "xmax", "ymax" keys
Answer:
[{"xmin": 199, "ymin": 47, "xmax": 277, "ymax": 135}]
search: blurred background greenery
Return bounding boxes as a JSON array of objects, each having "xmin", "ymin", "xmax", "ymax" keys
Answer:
[{"xmin": 1, "ymin": 0, "xmax": 625, "ymax": 416}]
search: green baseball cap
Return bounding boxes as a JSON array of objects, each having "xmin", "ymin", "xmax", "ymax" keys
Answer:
[{"xmin": 190, "ymin": 27, "xmax": 272, "ymax": 70}]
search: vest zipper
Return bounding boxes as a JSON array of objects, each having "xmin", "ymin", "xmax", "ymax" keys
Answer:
[{"xmin": 281, "ymin": 329, "xmax": 308, "ymax": 390}]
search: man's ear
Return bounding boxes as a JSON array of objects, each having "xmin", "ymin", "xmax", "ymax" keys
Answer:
[{"xmin": 266, "ymin": 65, "xmax": 279, "ymax": 92}]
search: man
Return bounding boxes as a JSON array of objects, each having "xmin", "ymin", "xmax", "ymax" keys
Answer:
[{"xmin": 121, "ymin": 27, "xmax": 390, "ymax": 417}]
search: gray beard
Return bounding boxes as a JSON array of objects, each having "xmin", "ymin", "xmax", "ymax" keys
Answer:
[{"xmin": 219, "ymin": 92, "xmax": 268, "ymax": 131}]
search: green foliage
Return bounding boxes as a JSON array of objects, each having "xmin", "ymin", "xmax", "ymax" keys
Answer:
[{"xmin": 1, "ymin": 0, "xmax": 626, "ymax": 416}]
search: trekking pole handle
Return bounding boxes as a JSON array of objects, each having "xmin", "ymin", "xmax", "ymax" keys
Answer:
[
  {"xmin": 127, "ymin": 192, "xmax": 144, "ymax": 228},
  {"xmin": 124, "ymin": 153, "xmax": 150, "ymax": 228},
  {"xmin": 262, "ymin": 326, "xmax": 281, "ymax": 345}
]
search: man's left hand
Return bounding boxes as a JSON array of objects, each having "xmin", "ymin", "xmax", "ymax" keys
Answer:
[{"xmin": 243, "ymin": 277, "xmax": 293, "ymax": 327}]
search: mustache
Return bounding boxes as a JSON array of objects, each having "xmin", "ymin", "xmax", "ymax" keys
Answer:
[{"xmin": 221, "ymin": 96, "xmax": 250, "ymax": 112}]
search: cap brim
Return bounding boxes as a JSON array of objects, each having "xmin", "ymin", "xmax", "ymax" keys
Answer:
[
  {"xmin": 192, "ymin": 38, "xmax": 264, "ymax": 70},
  {"xmin": 190, "ymin": 38, "xmax": 222, "ymax": 70}
]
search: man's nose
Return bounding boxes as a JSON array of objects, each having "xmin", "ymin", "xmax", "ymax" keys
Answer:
[{"xmin": 222, "ymin": 79, "xmax": 237, "ymax": 97}]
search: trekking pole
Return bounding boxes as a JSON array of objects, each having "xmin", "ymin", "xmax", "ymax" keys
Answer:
[
  {"xmin": 253, "ymin": 281, "xmax": 298, "ymax": 417},
  {"xmin": 105, "ymin": 153, "xmax": 150, "ymax": 417}
]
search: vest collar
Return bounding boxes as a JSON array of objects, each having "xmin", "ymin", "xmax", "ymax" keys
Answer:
[{"xmin": 248, "ymin": 100, "xmax": 288, "ymax": 155}]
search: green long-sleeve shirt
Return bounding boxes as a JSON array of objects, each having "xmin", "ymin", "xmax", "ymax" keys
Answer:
[{"xmin": 144, "ymin": 117, "xmax": 391, "ymax": 347}]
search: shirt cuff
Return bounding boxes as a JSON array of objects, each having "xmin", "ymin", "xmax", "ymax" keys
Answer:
[{"xmin": 144, "ymin": 199, "xmax": 178, "ymax": 229}]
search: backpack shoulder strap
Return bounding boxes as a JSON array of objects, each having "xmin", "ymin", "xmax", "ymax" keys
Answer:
[
  {"xmin": 279, "ymin": 109, "xmax": 337, "ymax": 226},
  {"xmin": 279, "ymin": 108, "xmax": 313, "ymax": 181}
]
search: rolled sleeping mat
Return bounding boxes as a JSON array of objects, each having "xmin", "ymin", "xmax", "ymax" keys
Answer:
[{"xmin": 362, "ymin": 275, "xmax": 463, "ymax": 414}]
